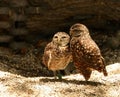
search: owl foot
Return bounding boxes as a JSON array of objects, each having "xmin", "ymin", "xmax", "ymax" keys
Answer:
[
  {"xmin": 53, "ymin": 71, "xmax": 62, "ymax": 80},
  {"xmin": 57, "ymin": 71, "xmax": 62, "ymax": 80}
]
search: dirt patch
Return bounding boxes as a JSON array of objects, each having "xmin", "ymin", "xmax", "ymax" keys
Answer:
[{"xmin": 0, "ymin": 63, "xmax": 120, "ymax": 97}]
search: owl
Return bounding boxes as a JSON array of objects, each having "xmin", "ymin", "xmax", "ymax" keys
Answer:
[
  {"xmin": 69, "ymin": 23, "xmax": 108, "ymax": 81},
  {"xmin": 42, "ymin": 32, "xmax": 72, "ymax": 79}
]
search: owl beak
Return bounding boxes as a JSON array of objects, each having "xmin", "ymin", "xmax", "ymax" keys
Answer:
[
  {"xmin": 58, "ymin": 38, "xmax": 60, "ymax": 42},
  {"xmin": 57, "ymin": 39, "xmax": 61, "ymax": 45},
  {"xmin": 58, "ymin": 42, "xmax": 61, "ymax": 46}
]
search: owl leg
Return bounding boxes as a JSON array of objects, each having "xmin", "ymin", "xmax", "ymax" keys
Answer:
[
  {"xmin": 57, "ymin": 71, "xmax": 62, "ymax": 80},
  {"xmin": 81, "ymin": 68, "xmax": 92, "ymax": 81},
  {"xmin": 101, "ymin": 57, "xmax": 108, "ymax": 76},
  {"xmin": 103, "ymin": 67, "xmax": 108, "ymax": 76},
  {"xmin": 53, "ymin": 71, "xmax": 62, "ymax": 79},
  {"xmin": 53, "ymin": 71, "xmax": 57, "ymax": 79}
]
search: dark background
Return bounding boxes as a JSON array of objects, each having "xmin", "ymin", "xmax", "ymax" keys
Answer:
[{"xmin": 0, "ymin": 0, "xmax": 119, "ymax": 77}]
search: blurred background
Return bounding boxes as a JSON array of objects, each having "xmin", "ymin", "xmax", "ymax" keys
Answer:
[{"xmin": 0, "ymin": 0, "xmax": 120, "ymax": 77}]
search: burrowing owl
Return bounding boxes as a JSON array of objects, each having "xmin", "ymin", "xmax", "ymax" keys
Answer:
[
  {"xmin": 69, "ymin": 23, "xmax": 108, "ymax": 81},
  {"xmin": 42, "ymin": 32, "xmax": 72, "ymax": 79}
]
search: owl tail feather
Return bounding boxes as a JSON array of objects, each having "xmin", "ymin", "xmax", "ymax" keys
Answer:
[
  {"xmin": 81, "ymin": 68, "xmax": 92, "ymax": 81},
  {"xmin": 101, "ymin": 57, "xmax": 108, "ymax": 76}
]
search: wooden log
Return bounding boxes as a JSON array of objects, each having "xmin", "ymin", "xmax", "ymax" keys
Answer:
[
  {"xmin": 0, "ymin": 14, "xmax": 10, "ymax": 21},
  {"xmin": 0, "ymin": 0, "xmax": 120, "ymax": 46},
  {"xmin": 8, "ymin": 0, "xmax": 28, "ymax": 7},
  {"xmin": 25, "ymin": 0, "xmax": 120, "ymax": 33},
  {"xmin": 0, "ymin": 1, "xmax": 9, "ymax": 6},
  {"xmin": 0, "ymin": 35, "xmax": 13, "ymax": 43},
  {"xmin": 11, "ymin": 28, "xmax": 28, "ymax": 35},
  {"xmin": 25, "ymin": 7, "xmax": 46, "ymax": 15},
  {"xmin": 0, "ymin": 22, "xmax": 11, "ymax": 28},
  {"xmin": 10, "ymin": 13, "xmax": 26, "ymax": 21},
  {"xmin": 14, "ymin": 21, "xmax": 26, "ymax": 28},
  {"xmin": 0, "ymin": 7, "xmax": 10, "ymax": 14}
]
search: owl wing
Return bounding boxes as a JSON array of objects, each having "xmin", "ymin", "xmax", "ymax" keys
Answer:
[
  {"xmin": 82, "ymin": 39, "xmax": 108, "ymax": 75},
  {"xmin": 80, "ymin": 38, "xmax": 102, "ymax": 65},
  {"xmin": 42, "ymin": 42, "xmax": 53, "ymax": 67}
]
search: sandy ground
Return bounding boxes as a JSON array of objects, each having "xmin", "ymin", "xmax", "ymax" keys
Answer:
[{"xmin": 0, "ymin": 63, "xmax": 120, "ymax": 97}]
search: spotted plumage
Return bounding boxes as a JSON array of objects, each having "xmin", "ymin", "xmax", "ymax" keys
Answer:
[{"xmin": 69, "ymin": 23, "xmax": 108, "ymax": 81}]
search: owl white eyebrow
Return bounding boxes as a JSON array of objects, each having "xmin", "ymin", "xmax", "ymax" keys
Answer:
[{"xmin": 54, "ymin": 36, "xmax": 58, "ymax": 38}]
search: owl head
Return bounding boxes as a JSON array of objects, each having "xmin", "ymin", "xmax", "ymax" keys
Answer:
[
  {"xmin": 69, "ymin": 23, "xmax": 89, "ymax": 37},
  {"xmin": 52, "ymin": 32, "xmax": 70, "ymax": 47}
]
